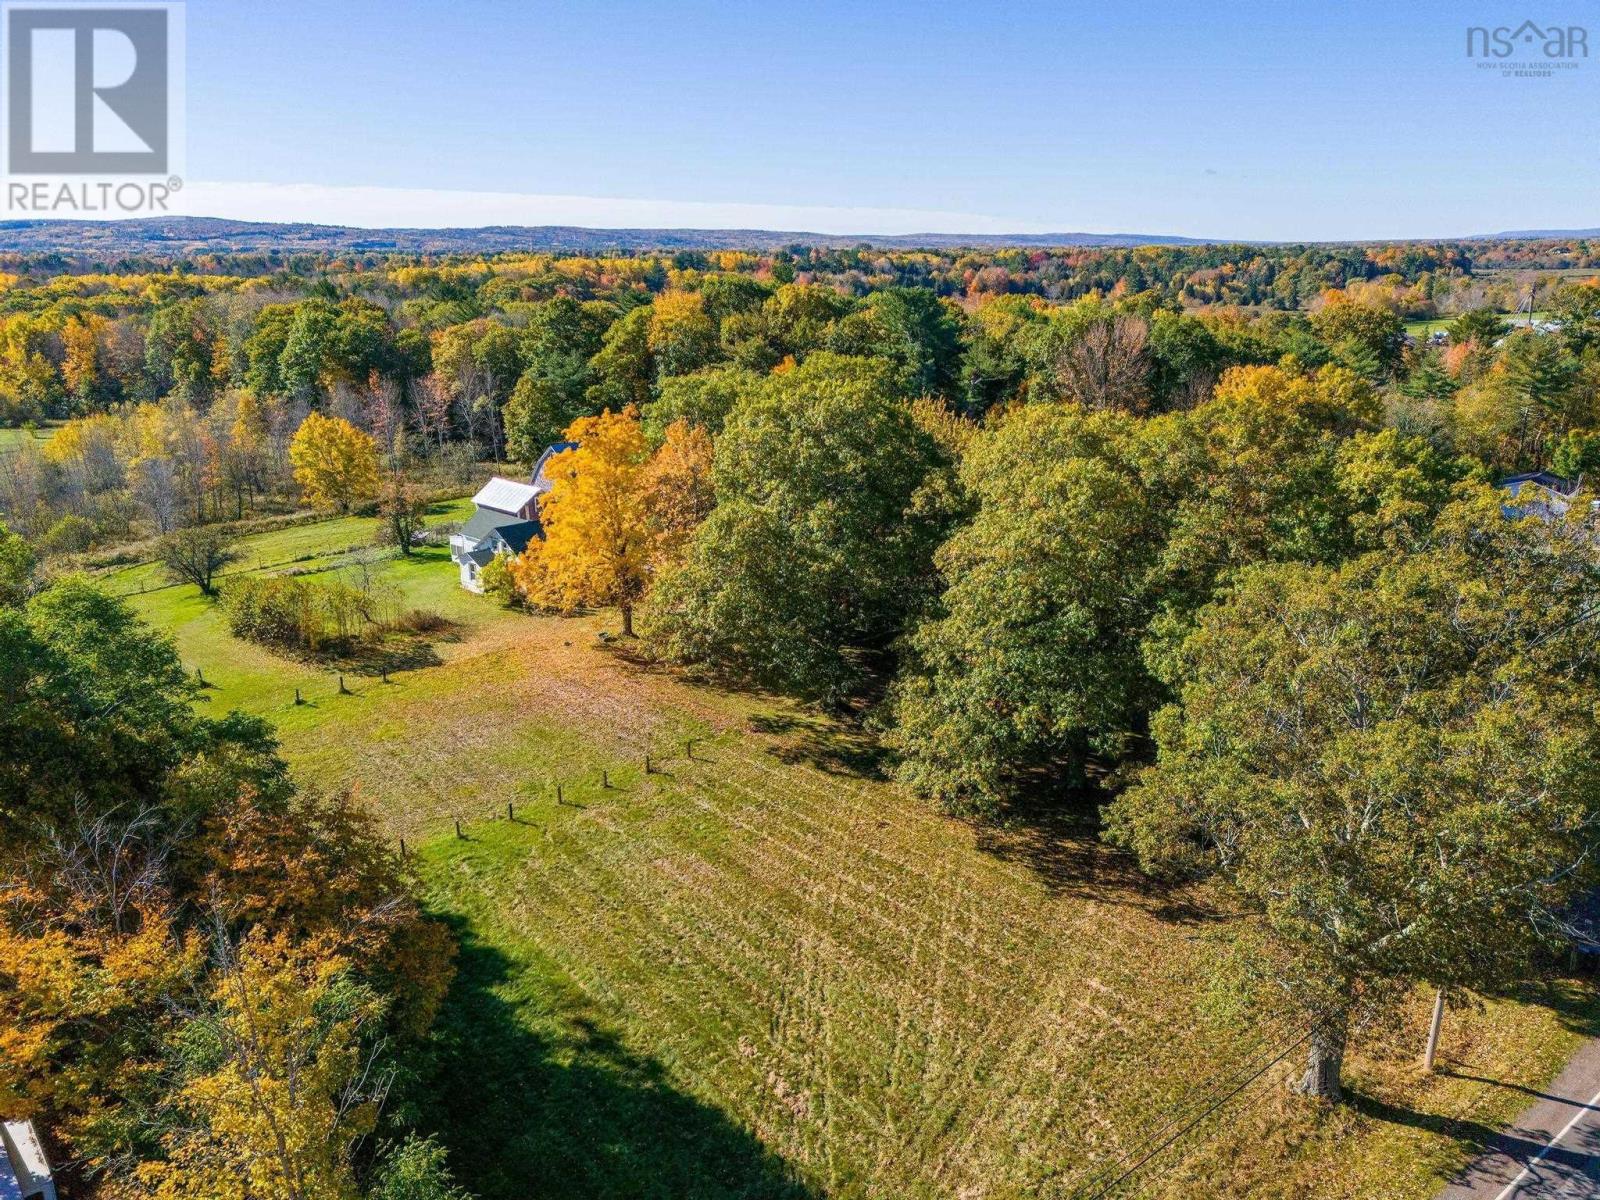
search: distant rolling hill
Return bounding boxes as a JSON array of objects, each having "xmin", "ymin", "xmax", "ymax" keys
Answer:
[
  {"xmin": 0, "ymin": 216, "xmax": 1224, "ymax": 255},
  {"xmin": 2, "ymin": 216, "xmax": 1595, "ymax": 257},
  {"xmin": 1483, "ymin": 228, "xmax": 1600, "ymax": 240}
]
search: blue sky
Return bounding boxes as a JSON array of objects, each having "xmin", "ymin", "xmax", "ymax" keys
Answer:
[{"xmin": 181, "ymin": 0, "xmax": 1600, "ymax": 239}]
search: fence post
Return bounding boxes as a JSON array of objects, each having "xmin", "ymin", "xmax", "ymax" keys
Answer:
[
  {"xmin": 556, "ymin": 783, "xmax": 564, "ymax": 805},
  {"xmin": 602, "ymin": 769, "xmax": 609, "ymax": 789},
  {"xmin": 507, "ymin": 801, "xmax": 514, "ymax": 820},
  {"xmin": 455, "ymin": 819, "xmax": 463, "ymax": 839},
  {"xmin": 645, "ymin": 754, "xmax": 652, "ymax": 774},
  {"xmin": 685, "ymin": 738, "xmax": 694, "ymax": 760},
  {"xmin": 338, "ymin": 674, "xmax": 350, "ymax": 695},
  {"xmin": 1423, "ymin": 990, "xmax": 1445, "ymax": 1072},
  {"xmin": 399, "ymin": 836, "xmax": 406, "ymax": 857},
  {"xmin": 294, "ymin": 687, "xmax": 303, "ymax": 705}
]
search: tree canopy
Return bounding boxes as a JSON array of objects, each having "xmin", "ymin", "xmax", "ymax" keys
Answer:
[{"xmin": 1106, "ymin": 491, "xmax": 1600, "ymax": 1099}]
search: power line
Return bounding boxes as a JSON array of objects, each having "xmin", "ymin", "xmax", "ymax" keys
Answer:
[
  {"xmin": 1074, "ymin": 1030, "xmax": 1310, "ymax": 1200},
  {"xmin": 1065, "ymin": 1011, "xmax": 1302, "ymax": 1199}
]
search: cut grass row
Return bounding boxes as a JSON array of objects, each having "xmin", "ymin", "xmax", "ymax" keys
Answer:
[{"xmin": 115, "ymin": 504, "xmax": 1600, "ymax": 1199}]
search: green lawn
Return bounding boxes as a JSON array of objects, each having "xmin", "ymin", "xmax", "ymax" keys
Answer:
[
  {"xmin": 0, "ymin": 422, "xmax": 59, "ymax": 453},
  {"xmin": 1404, "ymin": 311, "xmax": 1549, "ymax": 337},
  {"xmin": 117, "ymin": 498, "xmax": 489, "ymax": 719},
  {"xmin": 119, "ymin": 507, "xmax": 1600, "ymax": 1200}
]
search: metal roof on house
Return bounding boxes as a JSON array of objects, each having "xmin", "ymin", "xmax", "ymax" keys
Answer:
[
  {"xmin": 459, "ymin": 507, "xmax": 538, "ymax": 545},
  {"xmin": 461, "ymin": 517, "xmax": 538, "ymax": 564},
  {"xmin": 472, "ymin": 476, "xmax": 539, "ymax": 515},
  {"xmin": 495, "ymin": 520, "xmax": 541, "ymax": 555},
  {"xmin": 1499, "ymin": 470, "xmax": 1580, "ymax": 497}
]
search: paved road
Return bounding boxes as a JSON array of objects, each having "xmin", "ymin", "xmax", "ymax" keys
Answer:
[{"xmin": 1439, "ymin": 1038, "xmax": 1600, "ymax": 1199}]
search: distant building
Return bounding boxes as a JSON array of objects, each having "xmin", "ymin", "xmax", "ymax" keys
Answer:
[
  {"xmin": 1497, "ymin": 470, "xmax": 1583, "ymax": 521},
  {"xmin": 1, "ymin": 1119, "xmax": 57, "ymax": 1200},
  {"xmin": 449, "ymin": 442, "xmax": 576, "ymax": 592}
]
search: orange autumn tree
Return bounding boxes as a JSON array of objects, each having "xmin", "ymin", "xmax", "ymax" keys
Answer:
[
  {"xmin": 641, "ymin": 418, "xmax": 715, "ymax": 565},
  {"xmin": 510, "ymin": 406, "xmax": 654, "ymax": 635}
]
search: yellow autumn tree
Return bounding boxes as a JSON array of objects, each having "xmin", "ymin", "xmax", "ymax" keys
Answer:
[
  {"xmin": 0, "ymin": 883, "xmax": 199, "ymax": 1165},
  {"xmin": 509, "ymin": 406, "xmax": 652, "ymax": 635},
  {"xmin": 61, "ymin": 313, "xmax": 109, "ymax": 405},
  {"xmin": 646, "ymin": 291, "xmax": 718, "ymax": 377},
  {"xmin": 287, "ymin": 412, "xmax": 380, "ymax": 513},
  {"xmin": 142, "ymin": 932, "xmax": 382, "ymax": 1200}
]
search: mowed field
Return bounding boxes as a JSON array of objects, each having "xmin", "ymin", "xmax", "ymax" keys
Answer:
[
  {"xmin": 0, "ymin": 421, "xmax": 59, "ymax": 453},
  {"xmin": 119, "ymin": 508, "xmax": 1600, "ymax": 1200},
  {"xmin": 1402, "ymin": 311, "xmax": 1548, "ymax": 338}
]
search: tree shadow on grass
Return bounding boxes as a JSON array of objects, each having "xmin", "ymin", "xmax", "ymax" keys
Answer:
[
  {"xmin": 969, "ymin": 793, "xmax": 1229, "ymax": 923},
  {"xmin": 745, "ymin": 713, "xmax": 889, "ymax": 780},
  {"xmin": 418, "ymin": 917, "xmax": 816, "ymax": 1200}
]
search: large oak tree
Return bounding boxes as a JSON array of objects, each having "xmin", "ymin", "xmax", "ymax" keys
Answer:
[{"xmin": 1106, "ymin": 489, "xmax": 1600, "ymax": 1100}]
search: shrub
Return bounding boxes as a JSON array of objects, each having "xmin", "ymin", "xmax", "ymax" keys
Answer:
[
  {"xmin": 388, "ymin": 607, "xmax": 447, "ymax": 635},
  {"xmin": 38, "ymin": 513, "xmax": 95, "ymax": 557},
  {"xmin": 222, "ymin": 574, "xmax": 376, "ymax": 653},
  {"xmin": 478, "ymin": 551, "xmax": 521, "ymax": 608}
]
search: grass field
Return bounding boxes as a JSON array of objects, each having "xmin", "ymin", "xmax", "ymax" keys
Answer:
[
  {"xmin": 1403, "ymin": 311, "xmax": 1549, "ymax": 338},
  {"xmin": 0, "ymin": 421, "xmax": 59, "ymax": 453},
  {"xmin": 120, "ymin": 507, "xmax": 1600, "ymax": 1199}
]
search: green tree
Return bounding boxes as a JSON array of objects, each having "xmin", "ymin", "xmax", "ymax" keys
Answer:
[
  {"xmin": 641, "ymin": 364, "xmax": 760, "ymax": 444},
  {"xmin": 1447, "ymin": 307, "xmax": 1509, "ymax": 347},
  {"xmin": 157, "ymin": 525, "xmax": 240, "ymax": 596},
  {"xmin": 586, "ymin": 305, "xmax": 654, "ymax": 410},
  {"xmin": 1552, "ymin": 427, "xmax": 1600, "ymax": 480},
  {"xmin": 1549, "ymin": 284, "xmax": 1600, "ymax": 356},
  {"xmin": 1106, "ymin": 490, "xmax": 1600, "ymax": 1101},
  {"xmin": 646, "ymin": 354, "xmax": 949, "ymax": 701},
  {"xmin": 0, "ymin": 526, "xmax": 34, "ymax": 607},
  {"xmin": 697, "ymin": 274, "xmax": 771, "ymax": 325},
  {"xmin": 1146, "ymin": 363, "xmax": 1380, "ymax": 623},
  {"xmin": 279, "ymin": 300, "xmax": 340, "ymax": 404},
  {"xmin": 377, "ymin": 475, "xmax": 428, "ymax": 556},
  {"xmin": 828, "ymin": 289, "xmax": 962, "ymax": 398},
  {"xmin": 888, "ymin": 404, "xmax": 1161, "ymax": 813},
  {"xmin": 368, "ymin": 1135, "xmax": 471, "ymax": 1200},
  {"xmin": 1308, "ymin": 299, "xmax": 1403, "ymax": 378},
  {"xmin": 0, "ymin": 579, "xmax": 283, "ymax": 844},
  {"xmin": 1497, "ymin": 330, "xmax": 1582, "ymax": 439},
  {"xmin": 502, "ymin": 298, "xmax": 605, "ymax": 464}
]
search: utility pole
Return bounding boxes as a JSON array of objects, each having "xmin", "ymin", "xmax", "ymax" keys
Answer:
[{"xmin": 1423, "ymin": 989, "xmax": 1445, "ymax": 1072}]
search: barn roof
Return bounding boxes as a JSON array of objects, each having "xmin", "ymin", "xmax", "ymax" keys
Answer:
[
  {"xmin": 532, "ymin": 441, "xmax": 579, "ymax": 494},
  {"xmin": 472, "ymin": 476, "xmax": 539, "ymax": 515}
]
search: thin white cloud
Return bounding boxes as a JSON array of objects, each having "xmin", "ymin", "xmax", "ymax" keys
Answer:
[{"xmin": 178, "ymin": 180, "xmax": 1064, "ymax": 236}]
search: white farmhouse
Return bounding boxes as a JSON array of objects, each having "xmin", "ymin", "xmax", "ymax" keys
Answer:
[
  {"xmin": 1, "ymin": 1119, "xmax": 56, "ymax": 1200},
  {"xmin": 449, "ymin": 442, "xmax": 576, "ymax": 592}
]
